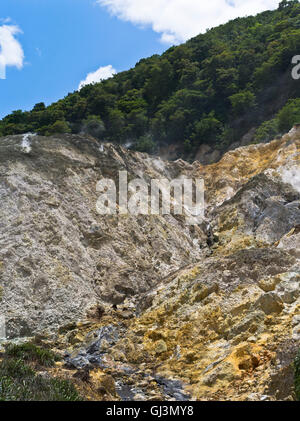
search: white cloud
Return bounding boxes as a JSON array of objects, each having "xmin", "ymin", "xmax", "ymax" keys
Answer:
[
  {"xmin": 0, "ymin": 24, "xmax": 24, "ymax": 79},
  {"xmin": 0, "ymin": 18, "xmax": 12, "ymax": 24},
  {"xmin": 78, "ymin": 64, "xmax": 117, "ymax": 89},
  {"xmin": 97, "ymin": 0, "xmax": 279, "ymax": 44}
]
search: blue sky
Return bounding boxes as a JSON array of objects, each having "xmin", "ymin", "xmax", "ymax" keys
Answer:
[
  {"xmin": 0, "ymin": 0, "xmax": 279, "ymax": 119},
  {"xmin": 0, "ymin": 0, "xmax": 166, "ymax": 118}
]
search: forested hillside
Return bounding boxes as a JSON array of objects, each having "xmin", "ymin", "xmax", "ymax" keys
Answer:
[{"xmin": 1, "ymin": 0, "xmax": 300, "ymax": 158}]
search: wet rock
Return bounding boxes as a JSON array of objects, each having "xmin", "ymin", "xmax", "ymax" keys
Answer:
[
  {"xmin": 65, "ymin": 324, "xmax": 119, "ymax": 369},
  {"xmin": 65, "ymin": 354, "xmax": 91, "ymax": 370},
  {"xmin": 115, "ymin": 382, "xmax": 136, "ymax": 401},
  {"xmin": 86, "ymin": 325, "xmax": 119, "ymax": 354},
  {"xmin": 154, "ymin": 376, "xmax": 190, "ymax": 401}
]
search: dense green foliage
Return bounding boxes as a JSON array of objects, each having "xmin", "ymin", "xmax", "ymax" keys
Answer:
[
  {"xmin": 254, "ymin": 97, "xmax": 300, "ymax": 141},
  {"xmin": 1, "ymin": 0, "xmax": 300, "ymax": 155},
  {"xmin": 0, "ymin": 342, "xmax": 81, "ymax": 401},
  {"xmin": 295, "ymin": 349, "xmax": 300, "ymax": 400}
]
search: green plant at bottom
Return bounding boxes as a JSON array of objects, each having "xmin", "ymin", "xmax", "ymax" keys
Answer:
[
  {"xmin": 0, "ymin": 342, "xmax": 82, "ymax": 401},
  {"xmin": 5, "ymin": 342, "xmax": 60, "ymax": 367}
]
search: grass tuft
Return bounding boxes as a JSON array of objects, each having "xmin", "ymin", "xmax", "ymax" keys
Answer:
[
  {"xmin": 0, "ymin": 342, "xmax": 82, "ymax": 401},
  {"xmin": 5, "ymin": 342, "xmax": 60, "ymax": 367}
]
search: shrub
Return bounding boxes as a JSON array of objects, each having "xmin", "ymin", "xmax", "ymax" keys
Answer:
[
  {"xmin": 192, "ymin": 112, "xmax": 223, "ymax": 145},
  {"xmin": 0, "ymin": 367, "xmax": 82, "ymax": 401},
  {"xmin": 0, "ymin": 343, "xmax": 81, "ymax": 401},
  {"xmin": 81, "ymin": 115, "xmax": 105, "ymax": 138},
  {"xmin": 0, "ymin": 359, "xmax": 35, "ymax": 378},
  {"xmin": 5, "ymin": 342, "xmax": 60, "ymax": 367},
  {"xmin": 134, "ymin": 134, "xmax": 156, "ymax": 153},
  {"xmin": 254, "ymin": 118, "xmax": 280, "ymax": 143},
  {"xmin": 48, "ymin": 120, "xmax": 71, "ymax": 135},
  {"xmin": 229, "ymin": 90, "xmax": 256, "ymax": 116},
  {"xmin": 277, "ymin": 99, "xmax": 300, "ymax": 132},
  {"xmin": 47, "ymin": 378, "xmax": 82, "ymax": 401}
]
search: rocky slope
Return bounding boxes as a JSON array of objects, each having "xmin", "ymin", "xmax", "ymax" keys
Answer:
[
  {"xmin": 0, "ymin": 133, "xmax": 208, "ymax": 338},
  {"xmin": 0, "ymin": 127, "xmax": 299, "ymax": 401}
]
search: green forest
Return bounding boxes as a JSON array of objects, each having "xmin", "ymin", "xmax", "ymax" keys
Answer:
[{"xmin": 1, "ymin": 0, "xmax": 300, "ymax": 157}]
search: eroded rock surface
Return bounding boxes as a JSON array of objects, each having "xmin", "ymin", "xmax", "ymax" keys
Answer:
[
  {"xmin": 0, "ymin": 127, "xmax": 300, "ymax": 401},
  {"xmin": 0, "ymin": 134, "xmax": 207, "ymax": 337}
]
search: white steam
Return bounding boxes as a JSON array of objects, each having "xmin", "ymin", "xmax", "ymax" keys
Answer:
[{"xmin": 21, "ymin": 133, "xmax": 36, "ymax": 154}]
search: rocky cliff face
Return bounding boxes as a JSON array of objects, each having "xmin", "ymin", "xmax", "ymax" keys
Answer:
[
  {"xmin": 0, "ymin": 127, "xmax": 299, "ymax": 401},
  {"xmin": 0, "ymin": 134, "xmax": 207, "ymax": 338}
]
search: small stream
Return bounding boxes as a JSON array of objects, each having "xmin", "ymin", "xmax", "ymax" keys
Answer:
[{"xmin": 64, "ymin": 324, "xmax": 191, "ymax": 401}]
